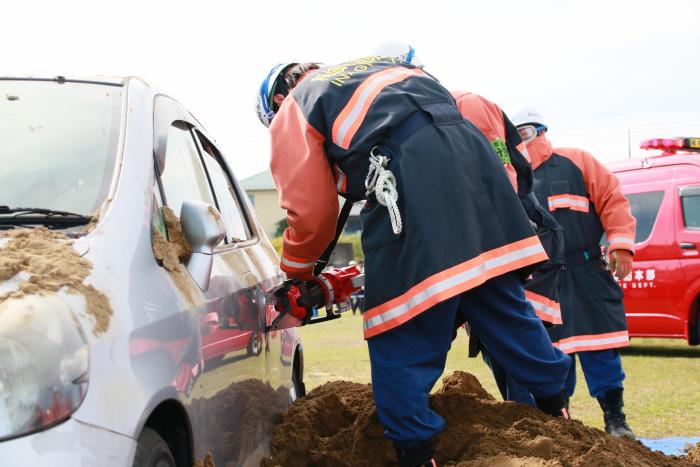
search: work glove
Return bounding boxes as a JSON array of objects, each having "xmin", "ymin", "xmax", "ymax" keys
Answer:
[{"xmin": 610, "ymin": 249, "xmax": 633, "ymax": 279}]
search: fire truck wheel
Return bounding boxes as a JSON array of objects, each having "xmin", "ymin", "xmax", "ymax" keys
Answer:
[
  {"xmin": 690, "ymin": 315, "xmax": 700, "ymax": 346},
  {"xmin": 132, "ymin": 427, "xmax": 175, "ymax": 467}
]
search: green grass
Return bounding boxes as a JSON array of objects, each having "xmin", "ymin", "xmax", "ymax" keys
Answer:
[{"xmin": 299, "ymin": 312, "xmax": 700, "ymax": 438}]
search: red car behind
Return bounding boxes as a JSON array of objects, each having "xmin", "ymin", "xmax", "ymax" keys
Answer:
[{"xmin": 610, "ymin": 137, "xmax": 700, "ymax": 345}]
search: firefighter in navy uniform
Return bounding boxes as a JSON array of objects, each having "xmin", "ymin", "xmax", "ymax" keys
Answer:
[
  {"xmin": 255, "ymin": 57, "xmax": 572, "ymax": 466},
  {"xmin": 513, "ymin": 107, "xmax": 637, "ymax": 439},
  {"xmin": 452, "ymin": 92, "xmax": 565, "ymax": 406}
]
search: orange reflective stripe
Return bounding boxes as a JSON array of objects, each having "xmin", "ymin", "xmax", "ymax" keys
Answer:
[
  {"xmin": 332, "ymin": 67, "xmax": 425, "ymax": 149},
  {"xmin": 547, "ymin": 194, "xmax": 590, "ymax": 212},
  {"xmin": 363, "ymin": 236, "xmax": 547, "ymax": 338},
  {"xmin": 525, "ymin": 290, "xmax": 562, "ymax": 324},
  {"xmin": 552, "ymin": 330, "xmax": 629, "ymax": 354}
]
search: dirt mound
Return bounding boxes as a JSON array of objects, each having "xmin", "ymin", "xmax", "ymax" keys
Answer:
[
  {"xmin": 192, "ymin": 379, "xmax": 289, "ymax": 466},
  {"xmin": 687, "ymin": 444, "xmax": 700, "ymax": 464},
  {"xmin": 261, "ymin": 371, "xmax": 698, "ymax": 467}
]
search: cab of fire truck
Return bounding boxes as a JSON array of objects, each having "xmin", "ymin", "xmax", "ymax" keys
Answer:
[{"xmin": 610, "ymin": 137, "xmax": 700, "ymax": 345}]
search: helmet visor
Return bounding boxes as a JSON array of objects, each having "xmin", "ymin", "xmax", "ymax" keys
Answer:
[{"xmin": 518, "ymin": 124, "xmax": 547, "ymax": 143}]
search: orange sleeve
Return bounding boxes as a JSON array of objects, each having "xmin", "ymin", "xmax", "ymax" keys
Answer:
[
  {"xmin": 557, "ymin": 148, "xmax": 636, "ymax": 254},
  {"xmin": 451, "ymin": 91, "xmax": 518, "ymax": 191},
  {"xmin": 270, "ymin": 96, "xmax": 339, "ymax": 279}
]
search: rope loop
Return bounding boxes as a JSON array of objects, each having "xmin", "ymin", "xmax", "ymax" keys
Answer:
[{"xmin": 365, "ymin": 147, "xmax": 402, "ymax": 235}]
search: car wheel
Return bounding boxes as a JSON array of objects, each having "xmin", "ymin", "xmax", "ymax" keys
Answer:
[
  {"xmin": 247, "ymin": 331, "xmax": 262, "ymax": 356},
  {"xmin": 132, "ymin": 427, "xmax": 175, "ymax": 467},
  {"xmin": 291, "ymin": 352, "xmax": 306, "ymax": 402},
  {"xmin": 690, "ymin": 314, "xmax": 700, "ymax": 346}
]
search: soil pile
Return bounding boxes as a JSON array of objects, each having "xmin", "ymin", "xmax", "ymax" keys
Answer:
[
  {"xmin": 0, "ymin": 228, "xmax": 111, "ymax": 334},
  {"xmin": 192, "ymin": 379, "xmax": 290, "ymax": 466},
  {"xmin": 261, "ymin": 371, "xmax": 699, "ymax": 467}
]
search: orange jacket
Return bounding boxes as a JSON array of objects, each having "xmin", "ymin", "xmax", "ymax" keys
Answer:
[
  {"xmin": 269, "ymin": 96, "xmax": 339, "ymax": 280},
  {"xmin": 452, "ymin": 91, "xmax": 529, "ymax": 191},
  {"xmin": 526, "ymin": 135, "xmax": 636, "ymax": 254},
  {"xmin": 452, "ymin": 91, "xmax": 564, "ymax": 324}
]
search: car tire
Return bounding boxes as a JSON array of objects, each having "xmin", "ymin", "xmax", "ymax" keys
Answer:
[
  {"xmin": 132, "ymin": 427, "xmax": 175, "ymax": 467},
  {"xmin": 291, "ymin": 352, "xmax": 306, "ymax": 402},
  {"xmin": 247, "ymin": 331, "xmax": 262, "ymax": 356},
  {"xmin": 690, "ymin": 314, "xmax": 700, "ymax": 346}
]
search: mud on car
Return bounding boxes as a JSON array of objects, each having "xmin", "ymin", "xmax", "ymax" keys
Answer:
[{"xmin": 0, "ymin": 76, "xmax": 304, "ymax": 466}]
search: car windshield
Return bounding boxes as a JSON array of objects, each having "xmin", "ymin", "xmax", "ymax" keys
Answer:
[{"xmin": 0, "ymin": 79, "xmax": 122, "ymax": 216}]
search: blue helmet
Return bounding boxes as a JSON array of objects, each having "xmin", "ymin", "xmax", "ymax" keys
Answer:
[{"xmin": 255, "ymin": 62, "xmax": 296, "ymax": 128}]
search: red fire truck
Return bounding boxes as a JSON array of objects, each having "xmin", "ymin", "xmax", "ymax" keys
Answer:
[{"xmin": 610, "ymin": 137, "xmax": 700, "ymax": 345}]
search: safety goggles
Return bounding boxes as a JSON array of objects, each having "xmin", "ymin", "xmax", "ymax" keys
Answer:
[{"xmin": 518, "ymin": 124, "xmax": 547, "ymax": 142}]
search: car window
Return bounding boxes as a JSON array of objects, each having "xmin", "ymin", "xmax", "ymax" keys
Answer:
[
  {"xmin": 626, "ymin": 191, "xmax": 664, "ymax": 243},
  {"xmin": 195, "ymin": 131, "xmax": 252, "ymax": 243},
  {"xmin": 160, "ymin": 122, "xmax": 216, "ymax": 216},
  {"xmin": 0, "ymin": 80, "xmax": 121, "ymax": 215},
  {"xmin": 681, "ymin": 188, "xmax": 700, "ymax": 229}
]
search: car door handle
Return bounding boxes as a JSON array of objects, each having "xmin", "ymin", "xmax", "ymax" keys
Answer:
[{"xmin": 680, "ymin": 242, "xmax": 696, "ymax": 249}]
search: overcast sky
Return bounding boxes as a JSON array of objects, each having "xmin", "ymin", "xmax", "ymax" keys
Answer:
[{"xmin": 3, "ymin": 0, "xmax": 700, "ymax": 180}]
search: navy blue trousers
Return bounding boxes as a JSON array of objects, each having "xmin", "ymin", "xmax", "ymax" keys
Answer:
[
  {"xmin": 486, "ymin": 348, "xmax": 625, "ymax": 404},
  {"xmin": 482, "ymin": 350, "xmax": 536, "ymax": 406},
  {"xmin": 366, "ymin": 272, "xmax": 571, "ymax": 446},
  {"xmin": 565, "ymin": 349, "xmax": 625, "ymax": 398}
]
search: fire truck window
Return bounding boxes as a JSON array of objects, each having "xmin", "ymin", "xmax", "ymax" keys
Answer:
[
  {"xmin": 626, "ymin": 191, "xmax": 664, "ymax": 242},
  {"xmin": 682, "ymin": 192, "xmax": 700, "ymax": 229}
]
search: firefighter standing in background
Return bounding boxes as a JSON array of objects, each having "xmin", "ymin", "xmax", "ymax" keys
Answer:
[
  {"xmin": 452, "ymin": 92, "xmax": 565, "ymax": 406},
  {"xmin": 256, "ymin": 53, "xmax": 571, "ymax": 466},
  {"xmin": 513, "ymin": 107, "xmax": 637, "ymax": 439}
]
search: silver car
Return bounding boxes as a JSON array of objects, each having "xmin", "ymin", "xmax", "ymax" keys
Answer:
[{"xmin": 0, "ymin": 76, "xmax": 305, "ymax": 466}]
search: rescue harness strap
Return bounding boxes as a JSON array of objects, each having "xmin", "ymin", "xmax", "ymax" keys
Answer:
[{"xmin": 313, "ymin": 198, "xmax": 356, "ymax": 276}]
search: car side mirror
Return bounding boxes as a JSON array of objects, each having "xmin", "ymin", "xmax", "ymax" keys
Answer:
[{"xmin": 180, "ymin": 199, "xmax": 225, "ymax": 291}]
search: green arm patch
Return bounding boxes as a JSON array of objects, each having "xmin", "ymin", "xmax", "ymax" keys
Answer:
[{"xmin": 491, "ymin": 139, "xmax": 511, "ymax": 165}]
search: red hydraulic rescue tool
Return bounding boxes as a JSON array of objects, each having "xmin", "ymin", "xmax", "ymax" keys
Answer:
[{"xmin": 267, "ymin": 265, "xmax": 364, "ymax": 331}]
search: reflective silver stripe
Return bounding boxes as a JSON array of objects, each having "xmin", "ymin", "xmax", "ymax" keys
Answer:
[
  {"xmin": 334, "ymin": 69, "xmax": 407, "ymax": 147},
  {"xmin": 557, "ymin": 334, "xmax": 629, "ymax": 352},
  {"xmin": 530, "ymin": 300, "xmax": 561, "ymax": 320},
  {"xmin": 281, "ymin": 256, "xmax": 314, "ymax": 270},
  {"xmin": 548, "ymin": 197, "xmax": 589, "ymax": 210},
  {"xmin": 363, "ymin": 242, "xmax": 545, "ymax": 332},
  {"xmin": 608, "ymin": 236, "xmax": 635, "ymax": 246}
]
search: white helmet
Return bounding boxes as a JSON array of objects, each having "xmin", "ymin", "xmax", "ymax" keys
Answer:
[
  {"xmin": 373, "ymin": 41, "xmax": 424, "ymax": 68},
  {"xmin": 512, "ymin": 106, "xmax": 546, "ymax": 128},
  {"xmin": 255, "ymin": 62, "xmax": 296, "ymax": 128}
]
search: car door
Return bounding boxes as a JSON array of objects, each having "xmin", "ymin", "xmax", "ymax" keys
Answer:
[
  {"xmin": 190, "ymin": 129, "xmax": 289, "ymax": 466},
  {"xmin": 676, "ymin": 184, "xmax": 700, "ymax": 336},
  {"xmin": 620, "ymin": 188, "xmax": 679, "ymax": 336},
  {"xmin": 149, "ymin": 113, "xmax": 222, "ymax": 462}
]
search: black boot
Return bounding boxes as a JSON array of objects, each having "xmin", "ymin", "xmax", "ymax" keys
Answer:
[
  {"xmin": 394, "ymin": 439, "xmax": 436, "ymax": 467},
  {"xmin": 597, "ymin": 388, "xmax": 636, "ymax": 439},
  {"xmin": 534, "ymin": 390, "xmax": 570, "ymax": 419}
]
